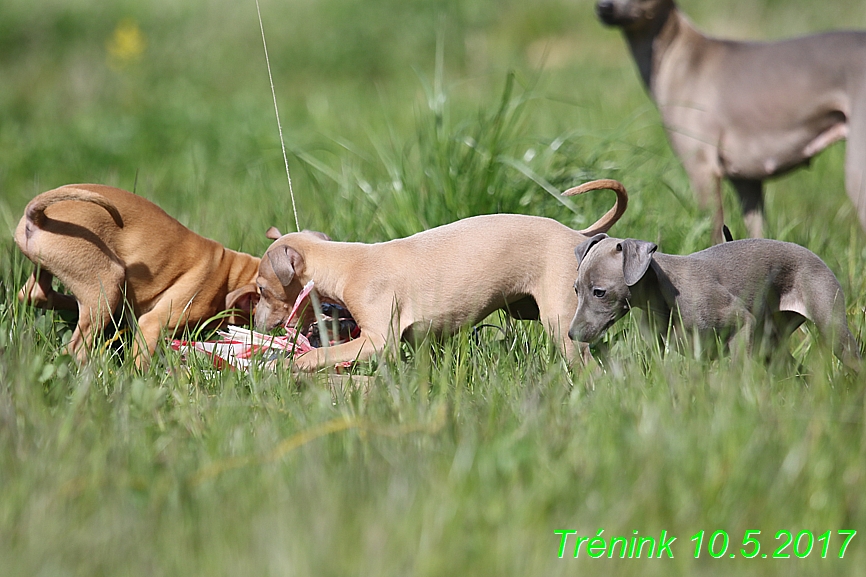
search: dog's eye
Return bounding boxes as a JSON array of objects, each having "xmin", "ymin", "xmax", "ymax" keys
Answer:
[{"xmin": 593, "ymin": 288, "xmax": 606, "ymax": 298}]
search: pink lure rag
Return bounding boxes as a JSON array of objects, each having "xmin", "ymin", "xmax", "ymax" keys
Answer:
[{"xmin": 170, "ymin": 281, "xmax": 358, "ymax": 370}]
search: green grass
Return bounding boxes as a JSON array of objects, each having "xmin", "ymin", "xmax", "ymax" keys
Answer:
[{"xmin": 1, "ymin": 0, "xmax": 866, "ymax": 575}]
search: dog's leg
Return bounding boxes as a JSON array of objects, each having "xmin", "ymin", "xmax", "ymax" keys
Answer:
[
  {"xmin": 814, "ymin": 292, "xmax": 862, "ymax": 371},
  {"xmin": 817, "ymin": 315, "xmax": 860, "ymax": 372},
  {"xmin": 133, "ymin": 310, "xmax": 170, "ymax": 369},
  {"xmin": 716, "ymin": 300, "xmax": 758, "ymax": 359},
  {"xmin": 731, "ymin": 178, "xmax": 765, "ymax": 238},
  {"xmin": 548, "ymin": 321, "xmax": 586, "ymax": 365},
  {"xmin": 676, "ymin": 142, "xmax": 727, "ymax": 243},
  {"xmin": 65, "ymin": 274, "xmax": 124, "ymax": 363},
  {"xmin": 292, "ymin": 330, "xmax": 387, "ymax": 371},
  {"xmin": 845, "ymin": 106, "xmax": 866, "ymax": 233},
  {"xmin": 133, "ymin": 291, "xmax": 210, "ymax": 369},
  {"xmin": 18, "ymin": 268, "xmax": 78, "ymax": 311},
  {"xmin": 538, "ymin": 293, "xmax": 593, "ymax": 366},
  {"xmin": 790, "ymin": 273, "xmax": 862, "ymax": 371},
  {"xmin": 18, "ymin": 268, "xmax": 52, "ymax": 308},
  {"xmin": 836, "ymin": 329, "xmax": 862, "ymax": 372},
  {"xmin": 711, "ymin": 175, "xmax": 727, "ymax": 244},
  {"xmin": 760, "ymin": 311, "xmax": 806, "ymax": 369}
]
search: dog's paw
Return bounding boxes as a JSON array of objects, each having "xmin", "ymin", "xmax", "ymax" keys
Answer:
[{"xmin": 292, "ymin": 351, "xmax": 321, "ymax": 372}]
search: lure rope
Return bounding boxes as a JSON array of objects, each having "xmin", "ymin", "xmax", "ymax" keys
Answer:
[{"xmin": 255, "ymin": 0, "xmax": 300, "ymax": 232}]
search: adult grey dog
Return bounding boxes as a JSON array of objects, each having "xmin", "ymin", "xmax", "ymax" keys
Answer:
[
  {"xmin": 568, "ymin": 234, "xmax": 861, "ymax": 369},
  {"xmin": 596, "ymin": 0, "xmax": 866, "ymax": 240}
]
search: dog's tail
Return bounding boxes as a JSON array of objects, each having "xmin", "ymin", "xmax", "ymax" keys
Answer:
[
  {"xmin": 562, "ymin": 179, "xmax": 628, "ymax": 236},
  {"xmin": 25, "ymin": 185, "xmax": 124, "ymax": 229}
]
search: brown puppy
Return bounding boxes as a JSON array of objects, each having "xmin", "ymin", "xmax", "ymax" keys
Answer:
[
  {"xmin": 15, "ymin": 184, "xmax": 261, "ymax": 367},
  {"xmin": 255, "ymin": 180, "xmax": 628, "ymax": 371}
]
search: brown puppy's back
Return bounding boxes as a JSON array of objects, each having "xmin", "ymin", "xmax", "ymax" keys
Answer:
[{"xmin": 15, "ymin": 184, "xmax": 260, "ymax": 366}]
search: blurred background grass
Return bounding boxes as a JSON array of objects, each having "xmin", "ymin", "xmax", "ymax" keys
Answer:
[{"xmin": 1, "ymin": 0, "xmax": 866, "ymax": 575}]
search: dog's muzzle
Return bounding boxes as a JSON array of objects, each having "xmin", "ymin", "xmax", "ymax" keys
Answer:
[
  {"xmin": 596, "ymin": 0, "xmax": 617, "ymax": 22},
  {"xmin": 595, "ymin": 0, "xmax": 637, "ymax": 26}
]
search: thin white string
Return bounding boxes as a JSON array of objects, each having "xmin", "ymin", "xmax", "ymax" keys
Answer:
[{"xmin": 255, "ymin": 0, "xmax": 300, "ymax": 232}]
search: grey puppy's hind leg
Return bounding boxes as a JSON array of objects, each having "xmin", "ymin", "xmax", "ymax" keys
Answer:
[{"xmin": 795, "ymin": 274, "xmax": 861, "ymax": 371}]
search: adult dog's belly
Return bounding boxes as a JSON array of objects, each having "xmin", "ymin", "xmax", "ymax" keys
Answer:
[{"xmin": 717, "ymin": 112, "xmax": 847, "ymax": 179}]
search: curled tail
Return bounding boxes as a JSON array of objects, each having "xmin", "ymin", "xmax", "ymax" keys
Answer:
[
  {"xmin": 562, "ymin": 179, "xmax": 628, "ymax": 236},
  {"xmin": 25, "ymin": 186, "xmax": 124, "ymax": 229}
]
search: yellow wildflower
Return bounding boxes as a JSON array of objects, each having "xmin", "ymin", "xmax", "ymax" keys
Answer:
[{"xmin": 107, "ymin": 19, "xmax": 146, "ymax": 69}]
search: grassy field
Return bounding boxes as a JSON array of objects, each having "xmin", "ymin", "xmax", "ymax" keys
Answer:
[{"xmin": 2, "ymin": 0, "xmax": 866, "ymax": 574}]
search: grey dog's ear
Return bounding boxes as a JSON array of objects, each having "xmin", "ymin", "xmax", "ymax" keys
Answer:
[
  {"xmin": 268, "ymin": 244, "xmax": 303, "ymax": 288},
  {"xmin": 574, "ymin": 233, "xmax": 608, "ymax": 266},
  {"xmin": 618, "ymin": 239, "xmax": 657, "ymax": 286}
]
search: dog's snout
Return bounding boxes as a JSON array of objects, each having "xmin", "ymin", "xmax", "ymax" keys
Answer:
[
  {"xmin": 596, "ymin": 0, "xmax": 616, "ymax": 20},
  {"xmin": 254, "ymin": 307, "xmax": 271, "ymax": 333}
]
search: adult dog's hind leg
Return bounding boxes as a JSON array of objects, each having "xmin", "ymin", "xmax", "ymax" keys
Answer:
[
  {"xmin": 731, "ymin": 178, "xmax": 765, "ymax": 239},
  {"xmin": 844, "ymin": 103, "xmax": 866, "ymax": 234}
]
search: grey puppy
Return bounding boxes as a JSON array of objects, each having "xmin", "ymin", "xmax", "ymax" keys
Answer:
[
  {"xmin": 568, "ymin": 234, "xmax": 861, "ymax": 369},
  {"xmin": 596, "ymin": 0, "xmax": 866, "ymax": 240}
]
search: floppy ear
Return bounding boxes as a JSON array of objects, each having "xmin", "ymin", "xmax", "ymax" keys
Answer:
[
  {"xmin": 574, "ymin": 233, "xmax": 608, "ymax": 266},
  {"xmin": 265, "ymin": 226, "xmax": 283, "ymax": 240},
  {"xmin": 303, "ymin": 229, "xmax": 332, "ymax": 241},
  {"xmin": 225, "ymin": 283, "xmax": 259, "ymax": 323},
  {"xmin": 619, "ymin": 239, "xmax": 657, "ymax": 286},
  {"xmin": 268, "ymin": 245, "xmax": 303, "ymax": 287}
]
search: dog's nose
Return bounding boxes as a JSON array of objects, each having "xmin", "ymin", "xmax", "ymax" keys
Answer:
[{"xmin": 596, "ymin": 0, "xmax": 616, "ymax": 20}]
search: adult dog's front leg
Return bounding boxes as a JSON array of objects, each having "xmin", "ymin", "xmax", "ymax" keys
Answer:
[{"xmin": 670, "ymin": 138, "xmax": 727, "ymax": 242}]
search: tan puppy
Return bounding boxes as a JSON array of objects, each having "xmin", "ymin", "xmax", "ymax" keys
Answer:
[
  {"xmin": 255, "ymin": 180, "xmax": 628, "ymax": 371},
  {"xmin": 15, "ymin": 184, "xmax": 261, "ymax": 367}
]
